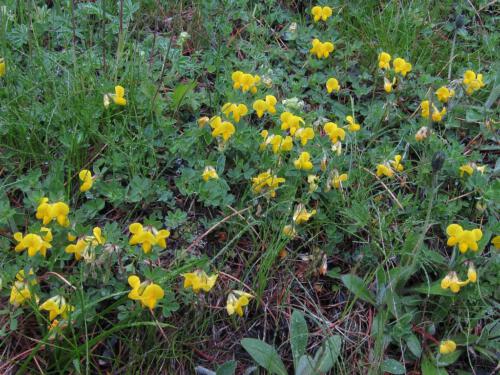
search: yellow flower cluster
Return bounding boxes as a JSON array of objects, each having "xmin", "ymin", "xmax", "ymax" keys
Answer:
[
  {"xmin": 226, "ymin": 290, "xmax": 253, "ymax": 316},
  {"xmin": 378, "ymin": 52, "xmax": 412, "ymax": 94},
  {"xmin": 9, "ymin": 269, "xmax": 38, "ymax": 307},
  {"xmin": 232, "ymin": 71, "xmax": 260, "ymax": 94},
  {"xmin": 128, "ymin": 275, "xmax": 165, "ymax": 309},
  {"xmin": 65, "ymin": 227, "xmax": 104, "ymax": 261},
  {"xmin": 280, "ymin": 111, "xmax": 305, "ymax": 135},
  {"xmin": 210, "ymin": 116, "xmax": 235, "ymax": 142},
  {"xmin": 40, "ymin": 295, "xmax": 74, "ymax": 321},
  {"xmin": 310, "ymin": 38, "xmax": 334, "ymax": 59},
  {"xmin": 441, "ymin": 263, "xmax": 476, "ymax": 293},
  {"xmin": 326, "ymin": 77, "xmax": 340, "ymax": 93},
  {"xmin": 79, "ymin": 169, "xmax": 93, "ymax": 192},
  {"xmin": 293, "ymin": 204, "xmax": 316, "ymax": 225},
  {"xmin": 439, "ymin": 340, "xmax": 457, "ymax": 354},
  {"xmin": 182, "ymin": 270, "xmax": 218, "ymax": 293},
  {"xmin": 253, "ymin": 95, "xmax": 277, "ymax": 118},
  {"xmin": 202, "ymin": 166, "xmax": 219, "ymax": 181},
  {"xmin": 251, "ymin": 170, "xmax": 285, "ymax": 197},
  {"xmin": 104, "ymin": 85, "xmax": 127, "ymax": 108},
  {"xmin": 222, "ymin": 102, "xmax": 248, "ymax": 123},
  {"xmin": 294, "ymin": 151, "xmax": 313, "ymax": 170},
  {"xmin": 421, "ymin": 100, "xmax": 446, "ymax": 122},
  {"xmin": 446, "ymin": 224, "xmax": 482, "ymax": 253},
  {"xmin": 0, "ymin": 57, "xmax": 5, "ymax": 77},
  {"xmin": 324, "ymin": 122, "xmax": 345, "ymax": 143},
  {"xmin": 435, "ymin": 86, "xmax": 455, "ymax": 103},
  {"xmin": 36, "ymin": 198, "xmax": 70, "ymax": 227},
  {"xmin": 260, "ymin": 131, "xmax": 293, "ymax": 154},
  {"xmin": 463, "ymin": 70, "xmax": 485, "ymax": 95},
  {"xmin": 129, "ymin": 223, "xmax": 170, "ymax": 254},
  {"xmin": 376, "ymin": 154, "xmax": 404, "ymax": 178},
  {"xmin": 311, "ymin": 5, "xmax": 333, "ymax": 22},
  {"xmin": 294, "ymin": 127, "xmax": 315, "ymax": 146}
]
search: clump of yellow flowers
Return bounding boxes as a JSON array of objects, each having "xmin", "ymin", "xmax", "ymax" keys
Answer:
[
  {"xmin": 376, "ymin": 154, "xmax": 404, "ymax": 178},
  {"xmin": 222, "ymin": 102, "xmax": 248, "ymax": 123},
  {"xmin": 281, "ymin": 111, "xmax": 305, "ymax": 135},
  {"xmin": 104, "ymin": 85, "xmax": 127, "ymax": 107},
  {"xmin": 202, "ymin": 166, "xmax": 219, "ymax": 181},
  {"xmin": 182, "ymin": 270, "xmax": 218, "ymax": 293},
  {"xmin": 260, "ymin": 131, "xmax": 293, "ymax": 154},
  {"xmin": 253, "ymin": 95, "xmax": 277, "ymax": 118},
  {"xmin": 326, "ymin": 77, "xmax": 340, "ymax": 93},
  {"xmin": 0, "ymin": 57, "xmax": 5, "ymax": 77},
  {"xmin": 226, "ymin": 290, "xmax": 253, "ymax": 317},
  {"xmin": 311, "ymin": 5, "xmax": 333, "ymax": 22},
  {"xmin": 463, "ymin": 70, "xmax": 485, "ymax": 95},
  {"xmin": 310, "ymin": 38, "xmax": 334, "ymax": 59},
  {"xmin": 10, "ymin": 269, "xmax": 38, "ymax": 307},
  {"xmin": 14, "ymin": 228, "xmax": 53, "ymax": 257},
  {"xmin": 446, "ymin": 224, "xmax": 482, "ymax": 253},
  {"xmin": 294, "ymin": 151, "xmax": 313, "ymax": 170},
  {"xmin": 439, "ymin": 340, "xmax": 457, "ymax": 355},
  {"xmin": 79, "ymin": 169, "xmax": 94, "ymax": 192},
  {"xmin": 232, "ymin": 71, "xmax": 260, "ymax": 94},
  {"xmin": 128, "ymin": 275, "xmax": 165, "ymax": 310},
  {"xmin": 40, "ymin": 295, "xmax": 74, "ymax": 321},
  {"xmin": 65, "ymin": 227, "xmax": 105, "ymax": 261},
  {"xmin": 210, "ymin": 116, "xmax": 235, "ymax": 142},
  {"xmin": 378, "ymin": 52, "xmax": 412, "ymax": 93},
  {"xmin": 36, "ymin": 198, "xmax": 70, "ymax": 227},
  {"xmin": 251, "ymin": 170, "xmax": 286, "ymax": 198},
  {"xmin": 129, "ymin": 223, "xmax": 170, "ymax": 254},
  {"xmin": 293, "ymin": 204, "xmax": 316, "ymax": 225}
]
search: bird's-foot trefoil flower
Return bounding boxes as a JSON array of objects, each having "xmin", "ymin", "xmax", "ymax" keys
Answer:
[
  {"xmin": 79, "ymin": 169, "xmax": 93, "ymax": 192},
  {"xmin": 226, "ymin": 290, "xmax": 253, "ymax": 316},
  {"xmin": 446, "ymin": 224, "xmax": 482, "ymax": 253},
  {"xmin": 439, "ymin": 340, "xmax": 457, "ymax": 355},
  {"xmin": 345, "ymin": 115, "xmax": 361, "ymax": 132},
  {"xmin": 182, "ymin": 270, "xmax": 218, "ymax": 293},
  {"xmin": 65, "ymin": 227, "xmax": 105, "ymax": 262},
  {"xmin": 436, "ymin": 86, "xmax": 455, "ymax": 103},
  {"xmin": 251, "ymin": 171, "xmax": 285, "ymax": 198},
  {"xmin": 310, "ymin": 38, "xmax": 334, "ymax": 59},
  {"xmin": 294, "ymin": 127, "xmax": 315, "ymax": 146},
  {"xmin": 378, "ymin": 52, "xmax": 391, "ymax": 69},
  {"xmin": 128, "ymin": 275, "xmax": 165, "ymax": 309},
  {"xmin": 294, "ymin": 152, "xmax": 313, "ymax": 170},
  {"xmin": 36, "ymin": 198, "xmax": 70, "ymax": 227},
  {"xmin": 202, "ymin": 166, "xmax": 219, "ymax": 181},
  {"xmin": 326, "ymin": 77, "xmax": 340, "ymax": 93},
  {"xmin": 311, "ymin": 6, "xmax": 332, "ymax": 22},
  {"xmin": 463, "ymin": 70, "xmax": 485, "ymax": 95},
  {"xmin": 222, "ymin": 103, "xmax": 248, "ymax": 123},
  {"xmin": 40, "ymin": 295, "xmax": 74, "ymax": 321},
  {"xmin": 393, "ymin": 57, "xmax": 412, "ymax": 76},
  {"xmin": 440, "ymin": 271, "xmax": 469, "ymax": 293},
  {"xmin": 129, "ymin": 223, "xmax": 170, "ymax": 254},
  {"xmin": 293, "ymin": 204, "xmax": 316, "ymax": 224}
]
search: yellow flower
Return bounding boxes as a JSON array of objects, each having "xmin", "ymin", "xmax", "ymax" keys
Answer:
[
  {"xmin": 222, "ymin": 102, "xmax": 248, "ymax": 123},
  {"xmin": 421, "ymin": 100, "xmax": 430, "ymax": 118},
  {"xmin": 435, "ymin": 86, "xmax": 455, "ymax": 103},
  {"xmin": 283, "ymin": 225, "xmax": 297, "ymax": 238},
  {"xmin": 323, "ymin": 122, "xmax": 345, "ymax": 143},
  {"xmin": 293, "ymin": 204, "xmax": 316, "ymax": 224},
  {"xmin": 332, "ymin": 172, "xmax": 348, "ymax": 189},
  {"xmin": 210, "ymin": 116, "xmax": 235, "ymax": 142},
  {"xmin": 232, "ymin": 71, "xmax": 260, "ymax": 93},
  {"xmin": 439, "ymin": 340, "xmax": 457, "ymax": 355},
  {"xmin": 446, "ymin": 224, "xmax": 482, "ymax": 253},
  {"xmin": 65, "ymin": 227, "xmax": 105, "ymax": 261},
  {"xmin": 311, "ymin": 6, "xmax": 333, "ymax": 22},
  {"xmin": 226, "ymin": 290, "xmax": 253, "ymax": 316},
  {"xmin": 202, "ymin": 166, "xmax": 219, "ymax": 181},
  {"xmin": 393, "ymin": 57, "xmax": 412, "ymax": 76},
  {"xmin": 253, "ymin": 95, "xmax": 277, "ymax": 118},
  {"xmin": 376, "ymin": 163, "xmax": 394, "ymax": 178},
  {"xmin": 40, "ymin": 295, "xmax": 74, "ymax": 321},
  {"xmin": 182, "ymin": 270, "xmax": 218, "ymax": 293},
  {"xmin": 440, "ymin": 271, "xmax": 469, "ymax": 293},
  {"xmin": 326, "ymin": 77, "xmax": 340, "ymax": 93},
  {"xmin": 280, "ymin": 112, "xmax": 305, "ymax": 135},
  {"xmin": 197, "ymin": 116, "xmax": 210, "ymax": 128},
  {"xmin": 463, "ymin": 70, "xmax": 485, "ymax": 95},
  {"xmin": 36, "ymin": 198, "xmax": 70, "ymax": 227},
  {"xmin": 14, "ymin": 230, "xmax": 52, "ymax": 257},
  {"xmin": 294, "ymin": 152, "xmax": 313, "ymax": 170},
  {"xmin": 10, "ymin": 269, "xmax": 38, "ymax": 307},
  {"xmin": 467, "ymin": 263, "xmax": 477, "ymax": 283},
  {"xmin": 0, "ymin": 58, "xmax": 5, "ymax": 77},
  {"xmin": 345, "ymin": 115, "xmax": 361, "ymax": 132},
  {"xmin": 129, "ymin": 223, "xmax": 170, "ymax": 254},
  {"xmin": 128, "ymin": 275, "xmax": 164, "ymax": 309},
  {"xmin": 295, "ymin": 127, "xmax": 315, "ymax": 146},
  {"xmin": 390, "ymin": 155, "xmax": 404, "ymax": 172},
  {"xmin": 383, "ymin": 77, "xmax": 396, "ymax": 93},
  {"xmin": 78, "ymin": 169, "xmax": 93, "ymax": 192},
  {"xmin": 268, "ymin": 135, "xmax": 293, "ymax": 154},
  {"xmin": 310, "ymin": 38, "xmax": 334, "ymax": 59},
  {"xmin": 251, "ymin": 171, "xmax": 285, "ymax": 198},
  {"xmin": 492, "ymin": 235, "xmax": 500, "ymax": 249},
  {"xmin": 459, "ymin": 163, "xmax": 474, "ymax": 177},
  {"xmin": 110, "ymin": 85, "xmax": 127, "ymax": 106},
  {"xmin": 415, "ymin": 126, "xmax": 430, "ymax": 142},
  {"xmin": 431, "ymin": 105, "xmax": 446, "ymax": 122},
  {"xmin": 378, "ymin": 52, "xmax": 391, "ymax": 70},
  {"xmin": 308, "ymin": 174, "xmax": 319, "ymax": 193}
]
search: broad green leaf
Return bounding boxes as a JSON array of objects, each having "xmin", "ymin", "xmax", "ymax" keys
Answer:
[
  {"xmin": 381, "ymin": 358, "xmax": 406, "ymax": 374},
  {"xmin": 216, "ymin": 360, "xmax": 237, "ymax": 375},
  {"xmin": 405, "ymin": 333, "xmax": 422, "ymax": 358},
  {"xmin": 436, "ymin": 350, "xmax": 462, "ymax": 366},
  {"xmin": 421, "ymin": 356, "xmax": 448, "ymax": 375},
  {"xmin": 290, "ymin": 310, "xmax": 309, "ymax": 367},
  {"xmin": 411, "ymin": 281, "xmax": 455, "ymax": 297},
  {"xmin": 171, "ymin": 81, "xmax": 197, "ymax": 110},
  {"xmin": 296, "ymin": 355, "xmax": 315, "ymax": 375},
  {"xmin": 241, "ymin": 338, "xmax": 287, "ymax": 375},
  {"xmin": 312, "ymin": 335, "xmax": 342, "ymax": 372},
  {"xmin": 341, "ymin": 274, "xmax": 376, "ymax": 305}
]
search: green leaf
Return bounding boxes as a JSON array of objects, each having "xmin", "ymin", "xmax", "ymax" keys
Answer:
[
  {"xmin": 381, "ymin": 359, "xmax": 406, "ymax": 374},
  {"xmin": 405, "ymin": 333, "xmax": 422, "ymax": 358},
  {"xmin": 411, "ymin": 281, "xmax": 454, "ymax": 297},
  {"xmin": 290, "ymin": 310, "xmax": 309, "ymax": 367},
  {"xmin": 312, "ymin": 335, "xmax": 342, "ymax": 372},
  {"xmin": 436, "ymin": 350, "xmax": 462, "ymax": 367},
  {"xmin": 216, "ymin": 360, "xmax": 237, "ymax": 375},
  {"xmin": 341, "ymin": 274, "xmax": 376, "ymax": 305},
  {"xmin": 171, "ymin": 81, "xmax": 197, "ymax": 110},
  {"xmin": 240, "ymin": 338, "xmax": 287, "ymax": 375},
  {"xmin": 421, "ymin": 356, "xmax": 448, "ymax": 375},
  {"xmin": 296, "ymin": 355, "xmax": 315, "ymax": 375}
]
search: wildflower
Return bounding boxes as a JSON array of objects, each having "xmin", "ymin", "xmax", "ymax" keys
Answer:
[
  {"xmin": 332, "ymin": 172, "xmax": 348, "ymax": 189},
  {"xmin": 415, "ymin": 126, "xmax": 430, "ymax": 142},
  {"xmin": 222, "ymin": 103, "xmax": 248, "ymax": 123},
  {"xmin": 202, "ymin": 166, "xmax": 219, "ymax": 181},
  {"xmin": 65, "ymin": 227, "xmax": 105, "ymax": 261},
  {"xmin": 467, "ymin": 263, "xmax": 477, "ymax": 283},
  {"xmin": 36, "ymin": 198, "xmax": 70, "ymax": 227},
  {"xmin": 311, "ymin": 5, "xmax": 333, "ymax": 22},
  {"xmin": 295, "ymin": 127, "xmax": 315, "ymax": 146},
  {"xmin": 331, "ymin": 141, "xmax": 342, "ymax": 156},
  {"xmin": 310, "ymin": 38, "xmax": 334, "ymax": 59},
  {"xmin": 294, "ymin": 152, "xmax": 313, "ymax": 170},
  {"xmin": 446, "ymin": 224, "xmax": 482, "ymax": 253},
  {"xmin": 308, "ymin": 174, "xmax": 319, "ymax": 193},
  {"xmin": 106, "ymin": 85, "xmax": 127, "ymax": 106},
  {"xmin": 378, "ymin": 52, "xmax": 391, "ymax": 70},
  {"xmin": 376, "ymin": 163, "xmax": 394, "ymax": 178},
  {"xmin": 40, "ymin": 295, "xmax": 74, "ymax": 321},
  {"xmin": 421, "ymin": 100, "xmax": 430, "ymax": 118},
  {"xmin": 14, "ymin": 229, "xmax": 52, "ymax": 257},
  {"xmin": 269, "ymin": 135, "xmax": 293, "ymax": 154},
  {"xmin": 232, "ymin": 71, "xmax": 260, "ymax": 94},
  {"xmin": 431, "ymin": 105, "xmax": 446, "ymax": 122},
  {"xmin": 129, "ymin": 223, "xmax": 170, "ymax": 254},
  {"xmin": 459, "ymin": 163, "xmax": 474, "ymax": 177},
  {"xmin": 226, "ymin": 290, "xmax": 253, "ymax": 316},
  {"xmin": 198, "ymin": 116, "xmax": 210, "ymax": 128},
  {"xmin": 345, "ymin": 115, "xmax": 361, "ymax": 132},
  {"xmin": 441, "ymin": 271, "xmax": 469, "ymax": 293},
  {"xmin": 436, "ymin": 86, "xmax": 455, "ymax": 103},
  {"xmin": 251, "ymin": 171, "xmax": 285, "ymax": 198},
  {"xmin": 293, "ymin": 204, "xmax": 316, "ymax": 224},
  {"xmin": 253, "ymin": 95, "xmax": 277, "ymax": 118},
  {"xmin": 390, "ymin": 155, "xmax": 404, "ymax": 172},
  {"xmin": 439, "ymin": 340, "xmax": 457, "ymax": 355},
  {"xmin": 210, "ymin": 116, "xmax": 235, "ymax": 142},
  {"xmin": 79, "ymin": 169, "xmax": 93, "ymax": 192},
  {"xmin": 280, "ymin": 112, "xmax": 305, "ymax": 135},
  {"xmin": 324, "ymin": 122, "xmax": 345, "ymax": 143},
  {"xmin": 182, "ymin": 270, "xmax": 218, "ymax": 293},
  {"xmin": 283, "ymin": 225, "xmax": 297, "ymax": 238},
  {"xmin": 383, "ymin": 77, "xmax": 396, "ymax": 93},
  {"xmin": 393, "ymin": 57, "xmax": 412, "ymax": 76},
  {"xmin": 0, "ymin": 58, "xmax": 5, "ymax": 77},
  {"xmin": 10, "ymin": 281, "xmax": 35, "ymax": 307},
  {"xmin": 492, "ymin": 236, "xmax": 500, "ymax": 249},
  {"xmin": 326, "ymin": 77, "xmax": 340, "ymax": 93},
  {"xmin": 128, "ymin": 275, "xmax": 164, "ymax": 309},
  {"xmin": 463, "ymin": 70, "xmax": 485, "ymax": 95}
]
